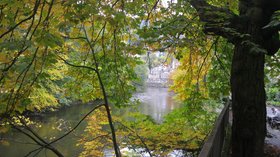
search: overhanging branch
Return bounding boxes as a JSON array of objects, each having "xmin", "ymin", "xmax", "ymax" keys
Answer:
[
  {"xmin": 265, "ymin": 0, "xmax": 280, "ymax": 11},
  {"xmin": 189, "ymin": 0, "xmax": 279, "ymax": 56},
  {"xmin": 189, "ymin": 0, "xmax": 246, "ymax": 43}
]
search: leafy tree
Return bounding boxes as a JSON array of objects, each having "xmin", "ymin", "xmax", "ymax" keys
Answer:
[
  {"xmin": 1, "ymin": 0, "xmax": 280, "ymax": 157},
  {"xmin": 170, "ymin": 40, "xmax": 215, "ymax": 101},
  {"xmin": 138, "ymin": 0, "xmax": 280, "ymax": 156},
  {"xmin": 266, "ymin": 52, "xmax": 280, "ymax": 106},
  {"xmin": 190, "ymin": 0, "xmax": 280, "ymax": 156},
  {"xmin": 207, "ymin": 38, "xmax": 233, "ymax": 100},
  {"xmin": 0, "ymin": 0, "xmax": 145, "ymax": 156},
  {"xmin": 79, "ymin": 99, "xmax": 218, "ymax": 157},
  {"xmin": 134, "ymin": 62, "xmax": 149, "ymax": 88}
]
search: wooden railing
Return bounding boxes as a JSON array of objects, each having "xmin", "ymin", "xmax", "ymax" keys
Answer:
[{"xmin": 198, "ymin": 103, "xmax": 230, "ymax": 157}]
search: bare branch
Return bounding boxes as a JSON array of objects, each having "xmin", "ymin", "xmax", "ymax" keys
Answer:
[
  {"xmin": 22, "ymin": 103, "xmax": 104, "ymax": 157},
  {"xmin": 24, "ymin": 147, "xmax": 43, "ymax": 157},
  {"xmin": 11, "ymin": 123, "xmax": 63, "ymax": 157}
]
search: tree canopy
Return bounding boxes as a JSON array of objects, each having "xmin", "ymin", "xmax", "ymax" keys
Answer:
[{"xmin": 0, "ymin": 0, "xmax": 279, "ymax": 157}]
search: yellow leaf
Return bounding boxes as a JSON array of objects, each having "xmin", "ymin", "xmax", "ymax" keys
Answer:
[{"xmin": 0, "ymin": 55, "xmax": 9, "ymax": 63}]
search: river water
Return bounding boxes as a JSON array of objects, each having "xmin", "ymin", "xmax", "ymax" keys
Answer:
[{"xmin": 0, "ymin": 87, "xmax": 179, "ymax": 157}]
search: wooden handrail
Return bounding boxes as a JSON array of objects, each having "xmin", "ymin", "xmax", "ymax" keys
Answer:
[{"xmin": 198, "ymin": 102, "xmax": 230, "ymax": 157}]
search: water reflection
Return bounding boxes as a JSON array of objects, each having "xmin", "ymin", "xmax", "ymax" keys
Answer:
[
  {"xmin": 0, "ymin": 104, "xmax": 90, "ymax": 157},
  {"xmin": 0, "ymin": 87, "xmax": 179, "ymax": 156},
  {"xmin": 133, "ymin": 87, "xmax": 179, "ymax": 123}
]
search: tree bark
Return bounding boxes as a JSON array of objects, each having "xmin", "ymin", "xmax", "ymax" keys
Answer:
[
  {"xmin": 231, "ymin": 45, "xmax": 266, "ymax": 157},
  {"xmin": 230, "ymin": 1, "xmax": 275, "ymax": 156},
  {"xmin": 190, "ymin": 0, "xmax": 280, "ymax": 156}
]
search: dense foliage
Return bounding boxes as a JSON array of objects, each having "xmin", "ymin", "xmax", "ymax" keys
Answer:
[{"xmin": 0, "ymin": 0, "xmax": 279, "ymax": 156}]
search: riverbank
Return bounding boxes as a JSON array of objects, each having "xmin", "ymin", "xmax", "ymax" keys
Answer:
[
  {"xmin": 0, "ymin": 87, "xmax": 180, "ymax": 157},
  {"xmin": 22, "ymin": 99, "xmax": 102, "ymax": 120}
]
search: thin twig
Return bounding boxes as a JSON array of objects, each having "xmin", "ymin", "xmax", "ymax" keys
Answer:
[
  {"xmin": 196, "ymin": 37, "xmax": 219, "ymax": 90},
  {"xmin": 83, "ymin": 25, "xmax": 121, "ymax": 157},
  {"xmin": 0, "ymin": 0, "xmax": 41, "ymax": 39},
  {"xmin": 57, "ymin": 55, "xmax": 98, "ymax": 73},
  {"xmin": 116, "ymin": 121, "xmax": 152, "ymax": 157},
  {"xmin": 48, "ymin": 104, "xmax": 104, "ymax": 145},
  {"xmin": 146, "ymin": 0, "xmax": 160, "ymax": 22},
  {"xmin": 22, "ymin": 103, "xmax": 104, "ymax": 156}
]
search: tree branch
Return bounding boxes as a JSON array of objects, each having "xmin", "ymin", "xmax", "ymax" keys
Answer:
[
  {"xmin": 265, "ymin": 0, "xmax": 280, "ymax": 11},
  {"xmin": 116, "ymin": 121, "xmax": 152, "ymax": 157},
  {"xmin": 146, "ymin": 0, "xmax": 160, "ymax": 22},
  {"xmin": 48, "ymin": 103, "xmax": 104, "ymax": 145},
  {"xmin": 189, "ymin": 0, "xmax": 246, "ymax": 44},
  {"xmin": 57, "ymin": 55, "xmax": 98, "ymax": 73},
  {"xmin": 0, "ymin": 0, "xmax": 41, "ymax": 39},
  {"xmin": 190, "ymin": 0, "xmax": 280, "ymax": 56},
  {"xmin": 21, "ymin": 103, "xmax": 104, "ymax": 157},
  {"xmin": 83, "ymin": 25, "xmax": 121, "ymax": 157},
  {"xmin": 262, "ymin": 11, "xmax": 280, "ymax": 55},
  {"xmin": 11, "ymin": 123, "xmax": 63, "ymax": 157}
]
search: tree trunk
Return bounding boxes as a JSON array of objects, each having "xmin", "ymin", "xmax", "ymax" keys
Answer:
[
  {"xmin": 231, "ymin": 34, "xmax": 266, "ymax": 157},
  {"xmin": 231, "ymin": 45, "xmax": 266, "ymax": 157},
  {"xmin": 189, "ymin": 1, "xmax": 280, "ymax": 156},
  {"xmin": 230, "ymin": 1, "xmax": 274, "ymax": 156}
]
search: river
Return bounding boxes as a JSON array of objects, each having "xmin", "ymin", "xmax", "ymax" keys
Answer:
[{"xmin": 0, "ymin": 87, "xmax": 179, "ymax": 157}]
